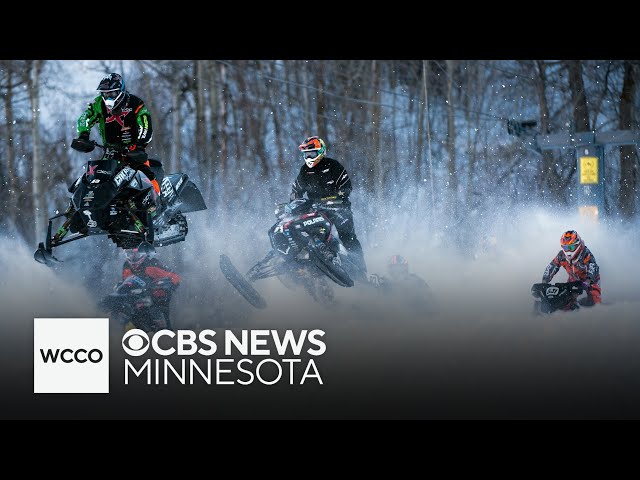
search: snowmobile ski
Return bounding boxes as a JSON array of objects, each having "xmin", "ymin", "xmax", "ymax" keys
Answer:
[{"xmin": 220, "ymin": 254, "xmax": 267, "ymax": 309}]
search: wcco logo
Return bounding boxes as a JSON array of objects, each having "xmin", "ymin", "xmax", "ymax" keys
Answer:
[
  {"xmin": 40, "ymin": 348, "xmax": 104, "ymax": 364},
  {"xmin": 34, "ymin": 318, "xmax": 109, "ymax": 393}
]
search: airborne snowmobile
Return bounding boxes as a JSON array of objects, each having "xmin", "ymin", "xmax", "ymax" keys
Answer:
[
  {"xmin": 34, "ymin": 141, "xmax": 206, "ymax": 265},
  {"xmin": 220, "ymin": 197, "xmax": 357, "ymax": 308}
]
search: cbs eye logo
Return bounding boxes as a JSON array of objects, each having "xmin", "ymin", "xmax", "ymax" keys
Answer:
[{"xmin": 122, "ymin": 329, "xmax": 150, "ymax": 356}]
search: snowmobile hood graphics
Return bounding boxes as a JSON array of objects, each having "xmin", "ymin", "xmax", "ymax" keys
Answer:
[{"xmin": 34, "ymin": 142, "xmax": 207, "ymax": 266}]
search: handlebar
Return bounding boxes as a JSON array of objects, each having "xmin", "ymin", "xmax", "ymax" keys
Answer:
[
  {"xmin": 77, "ymin": 139, "xmax": 148, "ymax": 165},
  {"xmin": 75, "ymin": 138, "xmax": 137, "ymax": 155},
  {"xmin": 277, "ymin": 197, "xmax": 346, "ymax": 218},
  {"xmin": 314, "ymin": 196, "xmax": 344, "ymax": 206},
  {"xmin": 72, "ymin": 137, "xmax": 120, "ymax": 154},
  {"xmin": 92, "ymin": 141, "xmax": 127, "ymax": 155},
  {"xmin": 313, "ymin": 199, "xmax": 343, "ymax": 208}
]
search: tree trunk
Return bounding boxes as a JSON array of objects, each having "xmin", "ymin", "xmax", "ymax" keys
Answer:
[
  {"xmin": 196, "ymin": 60, "xmax": 211, "ymax": 196},
  {"xmin": 314, "ymin": 61, "xmax": 328, "ymax": 137},
  {"xmin": 29, "ymin": 60, "xmax": 45, "ymax": 244},
  {"xmin": 218, "ymin": 63, "xmax": 229, "ymax": 179},
  {"xmin": 564, "ymin": 60, "xmax": 592, "ymax": 201},
  {"xmin": 618, "ymin": 60, "xmax": 637, "ymax": 218},
  {"xmin": 446, "ymin": 60, "xmax": 458, "ymax": 220},
  {"xmin": 269, "ymin": 62, "xmax": 285, "ymax": 173},
  {"xmin": 301, "ymin": 61, "xmax": 313, "ymax": 132},
  {"xmin": 170, "ymin": 80, "xmax": 181, "ymax": 174},
  {"xmin": 422, "ymin": 60, "xmax": 436, "ymax": 229},
  {"xmin": 535, "ymin": 60, "xmax": 563, "ymax": 202},
  {"xmin": 2, "ymin": 64, "xmax": 17, "ymax": 226},
  {"xmin": 390, "ymin": 61, "xmax": 399, "ymax": 189},
  {"xmin": 465, "ymin": 61, "xmax": 476, "ymax": 208},
  {"xmin": 195, "ymin": 61, "xmax": 208, "ymax": 156},
  {"xmin": 566, "ymin": 60, "xmax": 591, "ymax": 132},
  {"xmin": 208, "ymin": 61, "xmax": 219, "ymax": 182},
  {"xmin": 415, "ymin": 69, "xmax": 424, "ymax": 181},
  {"xmin": 231, "ymin": 64, "xmax": 245, "ymax": 190},
  {"xmin": 254, "ymin": 62, "xmax": 270, "ymax": 178},
  {"xmin": 370, "ymin": 60, "xmax": 383, "ymax": 201}
]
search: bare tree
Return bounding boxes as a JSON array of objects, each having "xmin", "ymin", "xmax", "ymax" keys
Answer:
[
  {"xmin": 566, "ymin": 60, "xmax": 591, "ymax": 132},
  {"xmin": 0, "ymin": 61, "xmax": 20, "ymax": 226},
  {"xmin": 195, "ymin": 60, "xmax": 211, "ymax": 195},
  {"xmin": 534, "ymin": 60, "xmax": 564, "ymax": 202},
  {"xmin": 314, "ymin": 61, "xmax": 328, "ymax": 139},
  {"xmin": 300, "ymin": 60, "xmax": 314, "ymax": 133},
  {"xmin": 169, "ymin": 75, "xmax": 182, "ymax": 174},
  {"xmin": 267, "ymin": 61, "xmax": 285, "ymax": 172},
  {"xmin": 370, "ymin": 60, "xmax": 383, "ymax": 202},
  {"xmin": 28, "ymin": 60, "xmax": 46, "ymax": 244},
  {"xmin": 618, "ymin": 60, "xmax": 638, "ymax": 218},
  {"xmin": 415, "ymin": 65, "xmax": 425, "ymax": 182},
  {"xmin": 207, "ymin": 61, "xmax": 220, "ymax": 181},
  {"xmin": 445, "ymin": 60, "xmax": 458, "ymax": 220}
]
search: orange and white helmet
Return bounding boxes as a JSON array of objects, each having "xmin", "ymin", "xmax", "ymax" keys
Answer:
[
  {"xmin": 560, "ymin": 230, "xmax": 583, "ymax": 263},
  {"xmin": 299, "ymin": 136, "xmax": 326, "ymax": 168}
]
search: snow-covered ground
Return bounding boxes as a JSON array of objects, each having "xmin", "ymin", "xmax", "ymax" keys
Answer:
[{"xmin": 3, "ymin": 205, "xmax": 638, "ymax": 333}]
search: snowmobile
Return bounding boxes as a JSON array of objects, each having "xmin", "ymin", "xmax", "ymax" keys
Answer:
[
  {"xmin": 367, "ymin": 271, "xmax": 438, "ymax": 313},
  {"xmin": 99, "ymin": 274, "xmax": 178, "ymax": 332},
  {"xmin": 34, "ymin": 141, "xmax": 207, "ymax": 265},
  {"xmin": 220, "ymin": 197, "xmax": 356, "ymax": 308},
  {"xmin": 531, "ymin": 280, "xmax": 584, "ymax": 314}
]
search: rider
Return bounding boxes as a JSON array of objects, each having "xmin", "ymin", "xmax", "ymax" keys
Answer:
[
  {"xmin": 122, "ymin": 248, "xmax": 182, "ymax": 323},
  {"xmin": 387, "ymin": 255, "xmax": 427, "ymax": 284},
  {"xmin": 290, "ymin": 135, "xmax": 367, "ymax": 280},
  {"xmin": 71, "ymin": 72, "xmax": 159, "ymax": 194},
  {"xmin": 370, "ymin": 255, "xmax": 430, "ymax": 290},
  {"xmin": 368, "ymin": 255, "xmax": 436, "ymax": 312},
  {"xmin": 542, "ymin": 230, "xmax": 601, "ymax": 307}
]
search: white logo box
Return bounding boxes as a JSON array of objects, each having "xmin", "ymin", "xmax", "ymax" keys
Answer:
[{"xmin": 34, "ymin": 318, "xmax": 109, "ymax": 394}]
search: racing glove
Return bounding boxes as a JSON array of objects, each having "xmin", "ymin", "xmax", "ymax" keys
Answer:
[{"xmin": 71, "ymin": 131, "xmax": 95, "ymax": 153}]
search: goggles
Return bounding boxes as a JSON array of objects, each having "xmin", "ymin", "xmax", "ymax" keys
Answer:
[{"xmin": 100, "ymin": 89, "xmax": 120, "ymax": 100}]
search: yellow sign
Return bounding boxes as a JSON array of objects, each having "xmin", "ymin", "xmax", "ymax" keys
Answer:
[{"xmin": 580, "ymin": 156, "xmax": 598, "ymax": 184}]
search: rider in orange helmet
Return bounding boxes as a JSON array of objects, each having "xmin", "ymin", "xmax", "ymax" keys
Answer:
[
  {"xmin": 290, "ymin": 135, "xmax": 367, "ymax": 281},
  {"xmin": 122, "ymin": 248, "xmax": 182, "ymax": 322},
  {"xmin": 542, "ymin": 230, "xmax": 601, "ymax": 306}
]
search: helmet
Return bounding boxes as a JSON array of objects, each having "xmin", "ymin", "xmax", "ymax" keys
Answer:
[
  {"xmin": 387, "ymin": 254, "xmax": 409, "ymax": 276},
  {"xmin": 299, "ymin": 136, "xmax": 327, "ymax": 168},
  {"xmin": 97, "ymin": 73, "xmax": 127, "ymax": 112},
  {"xmin": 560, "ymin": 230, "xmax": 584, "ymax": 262},
  {"xmin": 125, "ymin": 248, "xmax": 147, "ymax": 269}
]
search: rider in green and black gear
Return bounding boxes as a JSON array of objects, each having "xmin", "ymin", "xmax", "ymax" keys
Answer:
[{"xmin": 72, "ymin": 72, "xmax": 159, "ymax": 194}]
